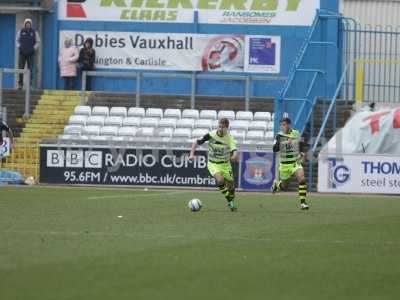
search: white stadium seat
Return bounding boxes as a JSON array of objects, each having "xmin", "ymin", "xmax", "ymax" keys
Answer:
[
  {"xmin": 58, "ymin": 134, "xmax": 72, "ymax": 141},
  {"xmin": 230, "ymin": 130, "xmax": 246, "ymax": 141},
  {"xmin": 100, "ymin": 126, "xmax": 119, "ymax": 136},
  {"xmin": 146, "ymin": 108, "xmax": 163, "ymax": 119},
  {"xmin": 248, "ymin": 121, "xmax": 268, "ymax": 131},
  {"xmin": 230, "ymin": 120, "xmax": 249, "ymax": 131},
  {"xmin": 123, "ymin": 117, "xmax": 141, "ymax": 127},
  {"xmin": 68, "ymin": 115, "xmax": 87, "ymax": 126},
  {"xmin": 83, "ymin": 125, "xmax": 101, "ymax": 136},
  {"xmin": 110, "ymin": 107, "xmax": 127, "ymax": 117},
  {"xmin": 200, "ymin": 110, "xmax": 217, "ymax": 120},
  {"xmin": 212, "ymin": 120, "xmax": 219, "ymax": 129},
  {"xmin": 246, "ymin": 130, "xmax": 265, "ymax": 141},
  {"xmin": 118, "ymin": 127, "xmax": 137, "ymax": 137},
  {"xmin": 156, "ymin": 127, "xmax": 174, "ymax": 138},
  {"xmin": 236, "ymin": 111, "xmax": 253, "ymax": 121},
  {"xmin": 158, "ymin": 118, "xmax": 177, "ymax": 128},
  {"xmin": 112, "ymin": 136, "xmax": 126, "ymax": 142},
  {"xmin": 128, "ymin": 107, "xmax": 145, "ymax": 118},
  {"xmin": 218, "ymin": 110, "xmax": 235, "ymax": 121},
  {"xmin": 176, "ymin": 118, "xmax": 195, "ymax": 129},
  {"xmin": 182, "ymin": 109, "xmax": 199, "ymax": 119},
  {"xmin": 192, "ymin": 128, "xmax": 208, "ymax": 139},
  {"xmin": 137, "ymin": 127, "xmax": 155, "ymax": 137},
  {"xmin": 173, "ymin": 128, "xmax": 191, "ymax": 139},
  {"xmin": 90, "ymin": 135, "xmax": 108, "ymax": 142},
  {"xmin": 104, "ymin": 116, "xmax": 123, "ymax": 127},
  {"xmin": 74, "ymin": 106, "xmax": 91, "ymax": 116},
  {"xmin": 265, "ymin": 131, "xmax": 274, "ymax": 140},
  {"xmin": 254, "ymin": 112, "xmax": 272, "ymax": 122},
  {"xmin": 86, "ymin": 116, "xmax": 105, "ymax": 126},
  {"xmin": 91, "ymin": 106, "xmax": 109, "ymax": 117},
  {"xmin": 164, "ymin": 108, "xmax": 181, "ymax": 119},
  {"xmin": 195, "ymin": 119, "xmax": 213, "ymax": 130},
  {"xmin": 64, "ymin": 125, "xmax": 82, "ymax": 135},
  {"xmin": 141, "ymin": 117, "xmax": 159, "ymax": 128},
  {"xmin": 267, "ymin": 122, "xmax": 274, "ymax": 132}
]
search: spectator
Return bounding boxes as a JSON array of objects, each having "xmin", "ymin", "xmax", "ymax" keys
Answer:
[
  {"xmin": 0, "ymin": 119, "xmax": 14, "ymax": 150},
  {"xmin": 58, "ymin": 36, "xmax": 79, "ymax": 90},
  {"xmin": 16, "ymin": 18, "xmax": 40, "ymax": 89},
  {"xmin": 78, "ymin": 38, "xmax": 95, "ymax": 91}
]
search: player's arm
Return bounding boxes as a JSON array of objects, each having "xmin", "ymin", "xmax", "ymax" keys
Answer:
[
  {"xmin": 299, "ymin": 135, "xmax": 306, "ymax": 162},
  {"xmin": 272, "ymin": 134, "xmax": 281, "ymax": 152},
  {"xmin": 189, "ymin": 133, "xmax": 211, "ymax": 161},
  {"xmin": 229, "ymin": 136, "xmax": 238, "ymax": 162}
]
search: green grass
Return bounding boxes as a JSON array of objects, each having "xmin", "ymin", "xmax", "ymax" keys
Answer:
[{"xmin": 0, "ymin": 186, "xmax": 400, "ymax": 300}]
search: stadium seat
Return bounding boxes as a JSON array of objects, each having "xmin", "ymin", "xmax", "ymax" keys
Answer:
[
  {"xmin": 158, "ymin": 118, "xmax": 177, "ymax": 128},
  {"xmin": 104, "ymin": 116, "xmax": 123, "ymax": 127},
  {"xmin": 90, "ymin": 135, "xmax": 108, "ymax": 142},
  {"xmin": 236, "ymin": 111, "xmax": 253, "ymax": 121},
  {"xmin": 146, "ymin": 108, "xmax": 163, "ymax": 119},
  {"xmin": 156, "ymin": 127, "xmax": 174, "ymax": 138},
  {"xmin": 110, "ymin": 107, "xmax": 127, "ymax": 117},
  {"xmin": 164, "ymin": 108, "xmax": 181, "ymax": 119},
  {"xmin": 141, "ymin": 117, "xmax": 159, "ymax": 128},
  {"xmin": 200, "ymin": 110, "xmax": 217, "ymax": 120},
  {"xmin": 122, "ymin": 117, "xmax": 141, "ymax": 127},
  {"xmin": 267, "ymin": 122, "xmax": 274, "ymax": 132},
  {"xmin": 86, "ymin": 116, "xmax": 105, "ymax": 126},
  {"xmin": 230, "ymin": 120, "xmax": 250, "ymax": 131},
  {"xmin": 74, "ymin": 106, "xmax": 91, "ymax": 116},
  {"xmin": 230, "ymin": 130, "xmax": 246, "ymax": 142},
  {"xmin": 91, "ymin": 106, "xmax": 109, "ymax": 117},
  {"xmin": 218, "ymin": 110, "xmax": 235, "ymax": 120},
  {"xmin": 100, "ymin": 126, "xmax": 119, "ymax": 136},
  {"xmin": 176, "ymin": 118, "xmax": 195, "ymax": 129},
  {"xmin": 246, "ymin": 130, "xmax": 265, "ymax": 141},
  {"xmin": 248, "ymin": 121, "xmax": 268, "ymax": 131},
  {"xmin": 118, "ymin": 127, "xmax": 137, "ymax": 137},
  {"xmin": 182, "ymin": 109, "xmax": 199, "ymax": 119},
  {"xmin": 112, "ymin": 136, "xmax": 126, "ymax": 142},
  {"xmin": 137, "ymin": 127, "xmax": 155, "ymax": 137},
  {"xmin": 64, "ymin": 125, "xmax": 82, "ymax": 135},
  {"xmin": 254, "ymin": 112, "xmax": 272, "ymax": 122},
  {"xmin": 192, "ymin": 128, "xmax": 208, "ymax": 139},
  {"xmin": 173, "ymin": 128, "xmax": 191, "ymax": 139},
  {"xmin": 128, "ymin": 107, "xmax": 145, "ymax": 118},
  {"xmin": 265, "ymin": 131, "xmax": 274, "ymax": 140},
  {"xmin": 195, "ymin": 119, "xmax": 213, "ymax": 130},
  {"xmin": 83, "ymin": 125, "xmax": 101, "ymax": 136},
  {"xmin": 58, "ymin": 134, "xmax": 73, "ymax": 141},
  {"xmin": 212, "ymin": 120, "xmax": 219, "ymax": 129},
  {"xmin": 68, "ymin": 115, "xmax": 87, "ymax": 126}
]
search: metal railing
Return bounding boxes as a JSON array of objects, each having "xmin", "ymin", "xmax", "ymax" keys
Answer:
[
  {"xmin": 82, "ymin": 70, "xmax": 287, "ymax": 110},
  {"xmin": 0, "ymin": 68, "xmax": 31, "ymax": 118}
]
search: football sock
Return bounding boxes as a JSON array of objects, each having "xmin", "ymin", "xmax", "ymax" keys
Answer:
[
  {"xmin": 218, "ymin": 184, "xmax": 230, "ymax": 199},
  {"xmin": 299, "ymin": 183, "xmax": 307, "ymax": 204},
  {"xmin": 226, "ymin": 189, "xmax": 235, "ymax": 202}
]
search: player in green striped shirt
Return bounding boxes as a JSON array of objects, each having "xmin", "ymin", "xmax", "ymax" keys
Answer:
[
  {"xmin": 189, "ymin": 118, "xmax": 238, "ymax": 211},
  {"xmin": 271, "ymin": 118, "xmax": 310, "ymax": 210}
]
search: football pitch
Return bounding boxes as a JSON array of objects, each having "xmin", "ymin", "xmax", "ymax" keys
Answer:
[{"xmin": 1, "ymin": 186, "xmax": 399, "ymax": 300}]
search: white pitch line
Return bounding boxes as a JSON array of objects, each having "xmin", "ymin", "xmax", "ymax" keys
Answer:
[
  {"xmin": 85, "ymin": 191, "xmax": 186, "ymax": 200},
  {"xmin": 1, "ymin": 229, "xmax": 399, "ymax": 247}
]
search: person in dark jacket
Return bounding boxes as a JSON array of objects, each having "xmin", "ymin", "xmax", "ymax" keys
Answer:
[
  {"xmin": 78, "ymin": 38, "xmax": 96, "ymax": 91},
  {"xmin": 16, "ymin": 18, "xmax": 40, "ymax": 89}
]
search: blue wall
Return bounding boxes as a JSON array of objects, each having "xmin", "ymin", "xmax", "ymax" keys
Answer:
[
  {"xmin": 40, "ymin": 0, "xmax": 339, "ymax": 100},
  {"xmin": 0, "ymin": 14, "xmax": 16, "ymax": 88}
]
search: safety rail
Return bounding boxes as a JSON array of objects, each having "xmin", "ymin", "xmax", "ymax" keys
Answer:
[
  {"xmin": 82, "ymin": 70, "xmax": 287, "ymax": 111},
  {"xmin": 0, "ymin": 68, "xmax": 31, "ymax": 118}
]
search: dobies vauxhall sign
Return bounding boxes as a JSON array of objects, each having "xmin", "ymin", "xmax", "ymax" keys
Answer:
[{"xmin": 59, "ymin": 0, "xmax": 319, "ymax": 25}]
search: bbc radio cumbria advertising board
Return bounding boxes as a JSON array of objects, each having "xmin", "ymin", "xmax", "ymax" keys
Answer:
[
  {"xmin": 39, "ymin": 146, "xmax": 276, "ymax": 190},
  {"xmin": 60, "ymin": 31, "xmax": 281, "ymax": 73},
  {"xmin": 60, "ymin": 0, "xmax": 319, "ymax": 25}
]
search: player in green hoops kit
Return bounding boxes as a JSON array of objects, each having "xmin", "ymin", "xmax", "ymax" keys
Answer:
[
  {"xmin": 189, "ymin": 118, "xmax": 238, "ymax": 211},
  {"xmin": 271, "ymin": 118, "xmax": 310, "ymax": 210}
]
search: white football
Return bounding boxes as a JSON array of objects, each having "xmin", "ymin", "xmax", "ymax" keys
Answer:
[{"xmin": 188, "ymin": 198, "xmax": 202, "ymax": 212}]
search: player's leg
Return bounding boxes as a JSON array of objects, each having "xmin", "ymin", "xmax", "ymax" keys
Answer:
[
  {"xmin": 271, "ymin": 164, "xmax": 290, "ymax": 193},
  {"xmin": 295, "ymin": 165, "xmax": 309, "ymax": 210}
]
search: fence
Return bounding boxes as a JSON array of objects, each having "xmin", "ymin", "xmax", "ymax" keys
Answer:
[{"xmin": 82, "ymin": 71, "xmax": 287, "ymax": 111}]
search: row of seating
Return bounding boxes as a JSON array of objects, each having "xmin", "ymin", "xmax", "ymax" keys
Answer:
[
  {"xmin": 73, "ymin": 106, "xmax": 274, "ymax": 122},
  {"xmin": 60, "ymin": 125, "xmax": 273, "ymax": 142},
  {"xmin": 67, "ymin": 115, "xmax": 274, "ymax": 132}
]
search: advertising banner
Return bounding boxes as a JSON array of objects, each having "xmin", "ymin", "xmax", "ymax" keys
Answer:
[
  {"xmin": 0, "ymin": 138, "xmax": 11, "ymax": 158},
  {"xmin": 61, "ymin": 30, "xmax": 281, "ymax": 73},
  {"xmin": 59, "ymin": 0, "xmax": 319, "ymax": 26},
  {"xmin": 61, "ymin": 30, "xmax": 245, "ymax": 72},
  {"xmin": 239, "ymin": 151, "xmax": 275, "ymax": 190},
  {"xmin": 40, "ymin": 146, "xmax": 239, "ymax": 187},
  {"xmin": 318, "ymin": 154, "xmax": 400, "ymax": 194}
]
